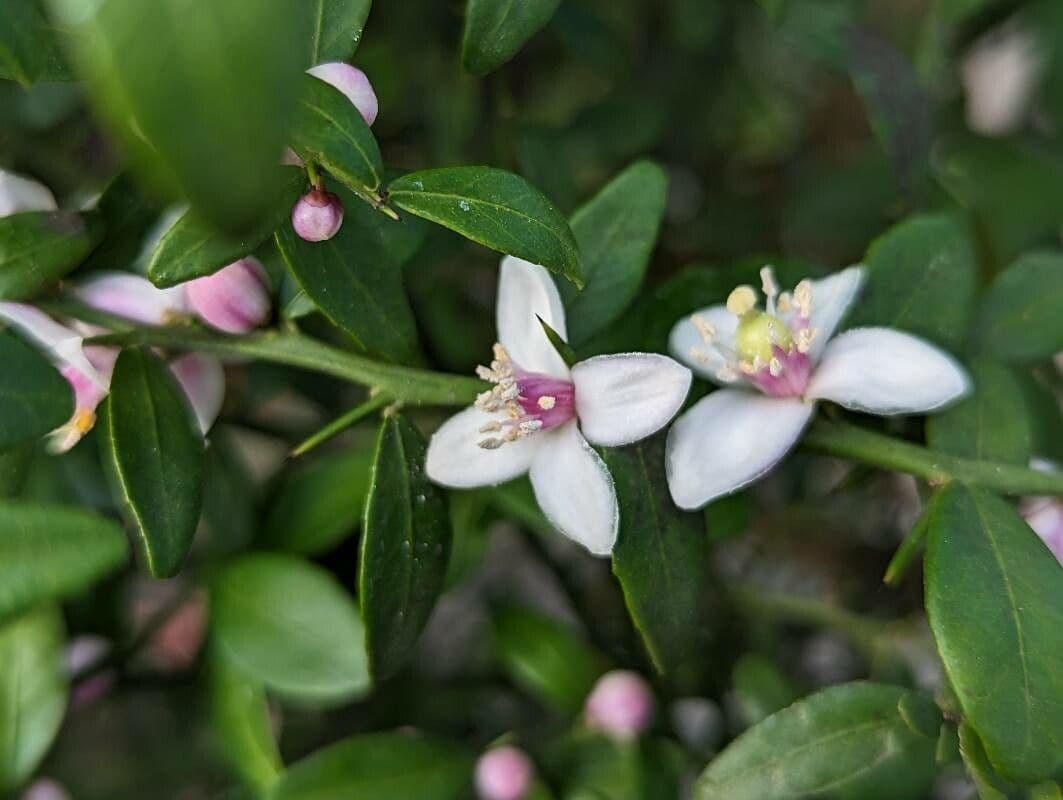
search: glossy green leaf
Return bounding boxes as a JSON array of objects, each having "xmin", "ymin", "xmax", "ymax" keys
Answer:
[
  {"xmin": 210, "ymin": 553, "xmax": 369, "ymax": 705},
  {"xmin": 0, "ymin": 210, "xmax": 102, "ymax": 300},
  {"xmin": 0, "ymin": 446, "xmax": 32, "ymax": 499},
  {"xmin": 261, "ymin": 448, "xmax": 373, "ymax": 555},
  {"xmin": 360, "ymin": 414, "xmax": 451, "ymax": 681},
  {"xmin": 147, "ymin": 168, "xmax": 306, "ymax": 288},
  {"xmin": 290, "ymin": 74, "xmax": 383, "ymax": 195},
  {"xmin": 0, "ymin": 0, "xmax": 71, "ymax": 85},
  {"xmin": 560, "ymin": 161, "xmax": 667, "ymax": 345},
  {"xmin": 461, "ymin": 0, "xmax": 562, "ymax": 75},
  {"xmin": 0, "ymin": 502, "xmax": 128, "ymax": 623},
  {"xmin": 604, "ymin": 434, "xmax": 709, "ymax": 684},
  {"xmin": 926, "ymin": 359, "xmax": 1031, "ymax": 466},
  {"xmin": 270, "ymin": 732, "xmax": 474, "ymax": 800},
  {"xmin": 49, "ymin": 0, "xmax": 311, "ymax": 232},
  {"xmin": 695, "ymin": 683, "xmax": 940, "ymax": 800},
  {"xmin": 974, "ymin": 251, "xmax": 1063, "ymax": 362},
  {"xmin": 732, "ymin": 654, "xmax": 797, "ymax": 727},
  {"xmin": 0, "ymin": 331, "xmax": 73, "ymax": 451},
  {"xmin": 210, "ymin": 651, "xmax": 282, "ymax": 794},
  {"xmin": 388, "ymin": 167, "xmax": 582, "ymax": 286},
  {"xmin": 102, "ymin": 348, "xmax": 203, "ymax": 578},
  {"xmin": 925, "ymin": 484, "xmax": 1063, "ymax": 783},
  {"xmin": 0, "ymin": 605, "xmax": 67, "ymax": 794},
  {"xmin": 957, "ymin": 721, "xmax": 1012, "ymax": 800},
  {"xmin": 850, "ymin": 213, "xmax": 976, "ymax": 350},
  {"xmin": 310, "ymin": 0, "xmax": 372, "ymax": 62}
]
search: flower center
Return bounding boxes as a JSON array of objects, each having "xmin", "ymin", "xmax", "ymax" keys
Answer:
[
  {"xmin": 473, "ymin": 344, "xmax": 576, "ymax": 449},
  {"xmin": 690, "ymin": 266, "xmax": 818, "ymax": 398}
]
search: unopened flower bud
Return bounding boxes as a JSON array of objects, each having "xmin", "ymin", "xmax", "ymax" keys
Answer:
[
  {"xmin": 169, "ymin": 353, "xmax": 225, "ymax": 434},
  {"xmin": 0, "ymin": 169, "xmax": 57, "ymax": 217},
  {"xmin": 307, "ymin": 62, "xmax": 378, "ymax": 126},
  {"xmin": 292, "ymin": 189, "xmax": 344, "ymax": 242},
  {"xmin": 584, "ymin": 670, "xmax": 655, "ymax": 740},
  {"xmin": 474, "ymin": 746, "xmax": 535, "ymax": 800},
  {"xmin": 184, "ymin": 257, "xmax": 271, "ymax": 334}
]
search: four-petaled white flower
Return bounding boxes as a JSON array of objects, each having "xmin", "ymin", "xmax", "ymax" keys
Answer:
[
  {"xmin": 665, "ymin": 265, "xmax": 971, "ymax": 509},
  {"xmin": 426, "ymin": 257, "xmax": 693, "ymax": 556}
]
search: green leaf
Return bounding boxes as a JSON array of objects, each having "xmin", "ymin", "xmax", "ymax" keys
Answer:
[
  {"xmin": 850, "ymin": 212, "xmax": 977, "ymax": 350},
  {"xmin": 926, "ymin": 359, "xmax": 1031, "ymax": 466},
  {"xmin": 0, "ymin": 502, "xmax": 128, "ymax": 623},
  {"xmin": 147, "ymin": 167, "xmax": 306, "ymax": 288},
  {"xmin": 0, "ymin": 605, "xmax": 67, "ymax": 794},
  {"xmin": 537, "ymin": 315, "xmax": 578, "ymax": 367},
  {"xmin": 732, "ymin": 654, "xmax": 797, "ymax": 727},
  {"xmin": 388, "ymin": 167, "xmax": 582, "ymax": 286},
  {"xmin": 270, "ymin": 732, "xmax": 474, "ymax": 800},
  {"xmin": 80, "ymin": 173, "xmax": 160, "ymax": 274},
  {"xmin": 541, "ymin": 731, "xmax": 683, "ymax": 800},
  {"xmin": 360, "ymin": 414, "xmax": 451, "ymax": 681},
  {"xmin": 0, "ymin": 0, "xmax": 70, "ymax": 85},
  {"xmin": 261, "ymin": 448, "xmax": 373, "ymax": 556},
  {"xmin": 210, "ymin": 553, "xmax": 369, "ymax": 705},
  {"xmin": 974, "ymin": 251, "xmax": 1063, "ymax": 363},
  {"xmin": 560, "ymin": 161, "xmax": 668, "ymax": 345},
  {"xmin": 290, "ymin": 74, "xmax": 384, "ymax": 196},
  {"xmin": 461, "ymin": 0, "xmax": 562, "ymax": 75},
  {"xmin": 210, "ymin": 651, "xmax": 282, "ymax": 794},
  {"xmin": 493, "ymin": 606, "xmax": 603, "ymax": 715},
  {"xmin": 695, "ymin": 683, "xmax": 940, "ymax": 800},
  {"xmin": 0, "ymin": 210, "xmax": 103, "ymax": 300},
  {"xmin": 102, "ymin": 348, "xmax": 203, "ymax": 578},
  {"xmin": 604, "ymin": 434, "xmax": 709, "ymax": 685},
  {"xmin": 49, "ymin": 0, "xmax": 312, "ymax": 232},
  {"xmin": 925, "ymin": 484, "xmax": 1063, "ymax": 783},
  {"xmin": 0, "ymin": 331, "xmax": 73, "ymax": 451},
  {"xmin": 275, "ymin": 184, "xmax": 423, "ymax": 364},
  {"xmin": 310, "ymin": 0, "xmax": 372, "ymax": 62},
  {"xmin": 957, "ymin": 721, "xmax": 1012, "ymax": 800}
]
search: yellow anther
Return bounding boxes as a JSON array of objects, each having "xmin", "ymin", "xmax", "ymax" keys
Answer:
[
  {"xmin": 794, "ymin": 280, "xmax": 813, "ymax": 317},
  {"xmin": 726, "ymin": 286, "xmax": 758, "ymax": 316},
  {"xmin": 538, "ymin": 396, "xmax": 556, "ymax": 410},
  {"xmin": 760, "ymin": 266, "xmax": 779, "ymax": 298},
  {"xmin": 692, "ymin": 314, "xmax": 716, "ymax": 344},
  {"xmin": 72, "ymin": 409, "xmax": 96, "ymax": 435}
]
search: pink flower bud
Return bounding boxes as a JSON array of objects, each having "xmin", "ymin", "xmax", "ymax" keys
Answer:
[
  {"xmin": 20, "ymin": 778, "xmax": 71, "ymax": 800},
  {"xmin": 292, "ymin": 189, "xmax": 344, "ymax": 242},
  {"xmin": 474, "ymin": 746, "xmax": 535, "ymax": 800},
  {"xmin": 169, "ymin": 352, "xmax": 225, "ymax": 434},
  {"xmin": 184, "ymin": 257, "xmax": 271, "ymax": 334},
  {"xmin": 1021, "ymin": 496, "xmax": 1063, "ymax": 565},
  {"xmin": 584, "ymin": 670, "xmax": 655, "ymax": 740},
  {"xmin": 307, "ymin": 62, "xmax": 378, "ymax": 126}
]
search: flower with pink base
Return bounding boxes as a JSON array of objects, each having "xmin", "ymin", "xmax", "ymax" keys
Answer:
[
  {"xmin": 585, "ymin": 670, "xmax": 655, "ymax": 740},
  {"xmin": 184, "ymin": 257, "xmax": 271, "ymax": 334},
  {"xmin": 474, "ymin": 746, "xmax": 535, "ymax": 800}
]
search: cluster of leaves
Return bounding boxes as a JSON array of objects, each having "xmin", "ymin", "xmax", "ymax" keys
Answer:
[{"xmin": 1, "ymin": 0, "xmax": 1062, "ymax": 798}]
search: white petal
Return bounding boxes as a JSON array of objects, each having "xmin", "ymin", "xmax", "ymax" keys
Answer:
[
  {"xmin": 0, "ymin": 170, "xmax": 57, "ymax": 217},
  {"xmin": 665, "ymin": 389, "xmax": 814, "ymax": 509},
  {"xmin": 496, "ymin": 256, "xmax": 570, "ymax": 378},
  {"xmin": 76, "ymin": 272, "xmax": 188, "ymax": 326},
  {"xmin": 805, "ymin": 328, "xmax": 970, "ymax": 415},
  {"xmin": 0, "ymin": 301, "xmax": 106, "ymax": 391},
  {"xmin": 169, "ymin": 353, "xmax": 225, "ymax": 434},
  {"xmin": 805, "ymin": 265, "xmax": 866, "ymax": 362},
  {"xmin": 668, "ymin": 304, "xmax": 742, "ymax": 385},
  {"xmin": 426, "ymin": 405, "xmax": 540, "ymax": 489},
  {"xmin": 529, "ymin": 422, "xmax": 617, "ymax": 556},
  {"xmin": 571, "ymin": 353, "xmax": 692, "ymax": 447}
]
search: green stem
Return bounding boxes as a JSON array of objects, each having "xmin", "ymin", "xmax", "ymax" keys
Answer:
[{"xmin": 291, "ymin": 393, "xmax": 393, "ymax": 457}]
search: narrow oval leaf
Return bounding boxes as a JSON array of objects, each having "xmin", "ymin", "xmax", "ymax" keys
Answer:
[
  {"xmin": 0, "ymin": 502, "xmax": 128, "ymax": 623},
  {"xmin": 0, "ymin": 0, "xmax": 71, "ymax": 85},
  {"xmin": 925, "ymin": 484, "xmax": 1063, "ymax": 783},
  {"xmin": 102, "ymin": 348, "xmax": 204, "ymax": 578},
  {"xmin": 974, "ymin": 251, "xmax": 1063, "ymax": 362},
  {"xmin": 461, "ymin": 0, "xmax": 562, "ymax": 75},
  {"xmin": 290, "ymin": 74, "xmax": 384, "ymax": 195},
  {"xmin": 388, "ymin": 167, "xmax": 582, "ymax": 286},
  {"xmin": 310, "ymin": 0, "xmax": 372, "ymax": 63},
  {"xmin": 560, "ymin": 161, "xmax": 667, "ymax": 345},
  {"xmin": 0, "ymin": 605, "xmax": 67, "ymax": 794},
  {"xmin": 271, "ymin": 732, "xmax": 473, "ymax": 800},
  {"xmin": 210, "ymin": 651, "xmax": 282, "ymax": 794},
  {"xmin": 360, "ymin": 414, "xmax": 451, "ymax": 681},
  {"xmin": 850, "ymin": 213, "xmax": 977, "ymax": 350},
  {"xmin": 275, "ymin": 185, "xmax": 422, "ymax": 363},
  {"xmin": 0, "ymin": 210, "xmax": 102, "ymax": 300},
  {"xmin": 695, "ymin": 683, "xmax": 940, "ymax": 800},
  {"xmin": 210, "ymin": 553, "xmax": 369, "ymax": 704},
  {"xmin": 0, "ymin": 330, "xmax": 73, "ymax": 450}
]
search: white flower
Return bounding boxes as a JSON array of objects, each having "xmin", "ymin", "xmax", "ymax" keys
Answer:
[
  {"xmin": 426, "ymin": 257, "xmax": 693, "ymax": 556},
  {"xmin": 665, "ymin": 265, "xmax": 971, "ymax": 509}
]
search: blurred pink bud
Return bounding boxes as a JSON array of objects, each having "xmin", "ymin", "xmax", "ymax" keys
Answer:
[
  {"xmin": 66, "ymin": 635, "xmax": 115, "ymax": 709},
  {"xmin": 474, "ymin": 746, "xmax": 535, "ymax": 800},
  {"xmin": 0, "ymin": 169, "xmax": 57, "ymax": 217},
  {"xmin": 20, "ymin": 778, "xmax": 71, "ymax": 800},
  {"xmin": 169, "ymin": 353, "xmax": 225, "ymax": 434},
  {"xmin": 584, "ymin": 670, "xmax": 655, "ymax": 740},
  {"xmin": 184, "ymin": 257, "xmax": 271, "ymax": 334},
  {"xmin": 307, "ymin": 62, "xmax": 378, "ymax": 126},
  {"xmin": 147, "ymin": 590, "xmax": 208, "ymax": 672},
  {"xmin": 292, "ymin": 189, "xmax": 344, "ymax": 242},
  {"xmin": 1021, "ymin": 496, "xmax": 1063, "ymax": 565}
]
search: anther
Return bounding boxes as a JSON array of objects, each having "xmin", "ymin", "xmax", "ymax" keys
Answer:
[
  {"xmin": 726, "ymin": 286, "xmax": 757, "ymax": 317},
  {"xmin": 479, "ymin": 421, "xmax": 502, "ymax": 433},
  {"xmin": 794, "ymin": 280, "xmax": 813, "ymax": 318},
  {"xmin": 538, "ymin": 396, "xmax": 556, "ymax": 410},
  {"xmin": 479, "ymin": 438, "xmax": 503, "ymax": 450},
  {"xmin": 692, "ymin": 314, "xmax": 716, "ymax": 344},
  {"xmin": 769, "ymin": 358, "xmax": 782, "ymax": 377}
]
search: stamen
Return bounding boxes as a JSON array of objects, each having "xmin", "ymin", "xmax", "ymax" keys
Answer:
[
  {"xmin": 479, "ymin": 438, "xmax": 503, "ymax": 450},
  {"xmin": 795, "ymin": 327, "xmax": 816, "ymax": 354},
  {"xmin": 692, "ymin": 314, "xmax": 716, "ymax": 344},
  {"xmin": 479, "ymin": 421, "xmax": 502, "ymax": 433},
  {"xmin": 537, "ymin": 395, "xmax": 556, "ymax": 410},
  {"xmin": 777, "ymin": 292, "xmax": 792, "ymax": 313},
  {"xmin": 769, "ymin": 357, "xmax": 782, "ymax": 377},
  {"xmin": 794, "ymin": 280, "xmax": 813, "ymax": 318},
  {"xmin": 717, "ymin": 363, "xmax": 739, "ymax": 381},
  {"xmin": 760, "ymin": 266, "xmax": 779, "ymax": 315},
  {"xmin": 73, "ymin": 409, "xmax": 96, "ymax": 435},
  {"xmin": 727, "ymin": 286, "xmax": 757, "ymax": 317}
]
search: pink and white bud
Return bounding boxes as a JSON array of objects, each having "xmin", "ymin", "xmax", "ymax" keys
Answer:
[
  {"xmin": 584, "ymin": 670, "xmax": 655, "ymax": 740},
  {"xmin": 169, "ymin": 353, "xmax": 225, "ymax": 434},
  {"xmin": 307, "ymin": 62, "xmax": 378, "ymax": 126},
  {"xmin": 76, "ymin": 272, "xmax": 189, "ymax": 327},
  {"xmin": 20, "ymin": 779, "xmax": 71, "ymax": 800},
  {"xmin": 1021, "ymin": 497, "xmax": 1063, "ymax": 565},
  {"xmin": 474, "ymin": 746, "xmax": 535, "ymax": 800},
  {"xmin": 292, "ymin": 190, "xmax": 344, "ymax": 242},
  {"xmin": 0, "ymin": 169, "xmax": 57, "ymax": 217},
  {"xmin": 184, "ymin": 257, "xmax": 271, "ymax": 334},
  {"xmin": 65, "ymin": 635, "xmax": 115, "ymax": 709}
]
